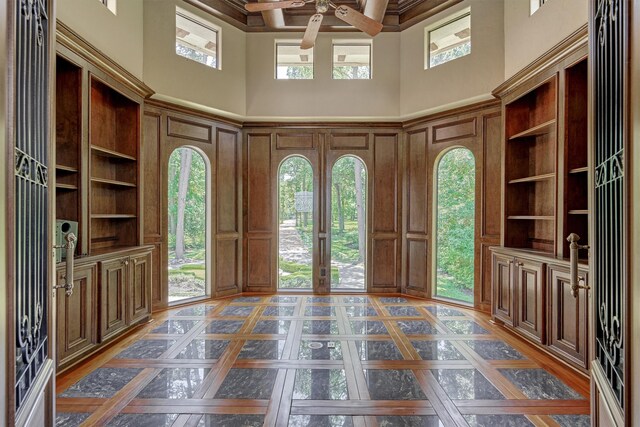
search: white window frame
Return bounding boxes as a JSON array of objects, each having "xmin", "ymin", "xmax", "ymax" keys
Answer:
[
  {"xmin": 530, "ymin": 0, "xmax": 550, "ymax": 15},
  {"xmin": 98, "ymin": 0, "xmax": 116, "ymax": 14},
  {"xmin": 275, "ymin": 41, "xmax": 315, "ymax": 80},
  {"xmin": 175, "ymin": 6, "xmax": 222, "ymax": 70},
  {"xmin": 331, "ymin": 40, "xmax": 373, "ymax": 80},
  {"xmin": 424, "ymin": 7, "xmax": 471, "ymax": 70}
]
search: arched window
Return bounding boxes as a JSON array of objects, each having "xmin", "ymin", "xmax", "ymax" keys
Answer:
[
  {"xmin": 278, "ymin": 156, "xmax": 314, "ymax": 289},
  {"xmin": 167, "ymin": 147, "xmax": 209, "ymax": 303},
  {"xmin": 331, "ymin": 156, "xmax": 367, "ymax": 290},
  {"xmin": 435, "ymin": 148, "xmax": 475, "ymax": 303}
]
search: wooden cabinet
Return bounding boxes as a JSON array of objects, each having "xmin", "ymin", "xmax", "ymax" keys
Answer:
[
  {"xmin": 548, "ymin": 264, "xmax": 589, "ymax": 368},
  {"xmin": 99, "ymin": 258, "xmax": 128, "ymax": 341},
  {"xmin": 56, "ymin": 264, "xmax": 97, "ymax": 366},
  {"xmin": 513, "ymin": 258, "xmax": 545, "ymax": 343},
  {"xmin": 128, "ymin": 251, "xmax": 152, "ymax": 325},
  {"xmin": 492, "ymin": 253, "xmax": 514, "ymax": 325}
]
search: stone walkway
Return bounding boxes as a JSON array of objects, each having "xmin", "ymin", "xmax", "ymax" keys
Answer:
[{"xmin": 278, "ymin": 219, "xmax": 365, "ymax": 290}]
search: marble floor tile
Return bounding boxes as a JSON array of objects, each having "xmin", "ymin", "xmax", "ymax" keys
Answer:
[
  {"xmin": 238, "ymin": 339, "xmax": 286, "ymax": 359},
  {"xmin": 204, "ymin": 320, "xmax": 244, "ymax": 334},
  {"xmin": 387, "ymin": 306, "xmax": 421, "ymax": 317},
  {"xmin": 220, "ymin": 305, "xmax": 255, "ymax": 316},
  {"xmin": 56, "ymin": 412, "xmax": 91, "ymax": 427},
  {"xmin": 343, "ymin": 296, "xmax": 370, "ymax": 303},
  {"xmin": 263, "ymin": 305, "xmax": 296, "ymax": 316},
  {"xmin": 379, "ymin": 297, "xmax": 408, "ymax": 303},
  {"xmin": 397, "ymin": 320, "xmax": 438, "ymax": 335},
  {"xmin": 174, "ymin": 305, "xmax": 216, "ymax": 316},
  {"xmin": 364, "ymin": 369, "xmax": 427, "ymax": 400},
  {"xmin": 355, "ymin": 340, "xmax": 403, "ymax": 360},
  {"xmin": 271, "ymin": 296, "xmax": 299, "ymax": 303},
  {"xmin": 253, "ymin": 319, "xmax": 292, "ymax": 334},
  {"xmin": 175, "ymin": 339, "xmax": 229, "ymax": 359},
  {"xmin": 350, "ymin": 320, "xmax": 388, "ymax": 335},
  {"xmin": 304, "ymin": 305, "xmax": 337, "ymax": 316},
  {"xmin": 551, "ymin": 415, "xmax": 590, "ymax": 427},
  {"xmin": 151, "ymin": 319, "xmax": 198, "ymax": 334},
  {"xmin": 441, "ymin": 320, "xmax": 489, "ymax": 335},
  {"xmin": 196, "ymin": 414, "xmax": 265, "ymax": 427},
  {"xmin": 289, "ymin": 415, "xmax": 354, "ymax": 427},
  {"xmin": 377, "ymin": 416, "xmax": 444, "ymax": 426},
  {"xmin": 411, "ymin": 340, "xmax": 466, "ymax": 361},
  {"xmin": 59, "ymin": 368, "xmax": 143, "ymax": 398},
  {"xmin": 232, "ymin": 296, "xmax": 262, "ymax": 302},
  {"xmin": 303, "ymin": 320, "xmax": 340, "ymax": 335},
  {"xmin": 307, "ymin": 296, "xmax": 334, "ymax": 303},
  {"xmin": 137, "ymin": 368, "xmax": 210, "ymax": 399},
  {"xmin": 464, "ymin": 415, "xmax": 534, "ymax": 427},
  {"xmin": 115, "ymin": 339, "xmax": 175, "ymax": 359},
  {"xmin": 345, "ymin": 305, "xmax": 378, "ymax": 317},
  {"xmin": 499, "ymin": 369, "xmax": 583, "ymax": 400},
  {"xmin": 298, "ymin": 340, "xmax": 343, "ymax": 360},
  {"xmin": 431, "ymin": 369, "xmax": 504, "ymax": 400},
  {"xmin": 214, "ymin": 368, "xmax": 278, "ymax": 399},
  {"xmin": 465, "ymin": 340, "xmax": 526, "ymax": 360},
  {"xmin": 106, "ymin": 413, "xmax": 178, "ymax": 427},
  {"xmin": 425, "ymin": 306, "xmax": 466, "ymax": 317},
  {"xmin": 293, "ymin": 369, "xmax": 349, "ymax": 400}
]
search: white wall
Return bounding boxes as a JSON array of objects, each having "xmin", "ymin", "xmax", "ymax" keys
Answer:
[
  {"xmin": 400, "ymin": 0, "xmax": 504, "ymax": 118},
  {"xmin": 504, "ymin": 0, "xmax": 588, "ymax": 78},
  {"xmin": 144, "ymin": 0, "xmax": 246, "ymax": 118},
  {"xmin": 57, "ymin": 0, "xmax": 144, "ymax": 79},
  {"xmin": 245, "ymin": 32, "xmax": 400, "ymax": 120}
]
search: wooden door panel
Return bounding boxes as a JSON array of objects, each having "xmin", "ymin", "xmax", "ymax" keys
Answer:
[
  {"xmin": 129, "ymin": 252, "xmax": 151, "ymax": 325},
  {"xmin": 56, "ymin": 264, "xmax": 97, "ymax": 366},
  {"xmin": 514, "ymin": 258, "xmax": 545, "ymax": 343},
  {"xmin": 548, "ymin": 264, "xmax": 588, "ymax": 368},
  {"xmin": 492, "ymin": 253, "xmax": 513, "ymax": 325},
  {"xmin": 100, "ymin": 258, "xmax": 128, "ymax": 341}
]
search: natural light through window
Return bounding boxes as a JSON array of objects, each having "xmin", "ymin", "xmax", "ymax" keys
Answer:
[
  {"xmin": 425, "ymin": 10, "xmax": 471, "ymax": 69},
  {"xmin": 98, "ymin": 0, "xmax": 116, "ymax": 14},
  {"xmin": 332, "ymin": 42, "xmax": 372, "ymax": 79},
  {"xmin": 276, "ymin": 43, "xmax": 314, "ymax": 79},
  {"xmin": 176, "ymin": 7, "xmax": 220, "ymax": 70},
  {"xmin": 530, "ymin": 0, "xmax": 549, "ymax": 15}
]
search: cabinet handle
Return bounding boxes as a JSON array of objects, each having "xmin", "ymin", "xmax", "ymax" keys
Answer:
[
  {"xmin": 53, "ymin": 233, "xmax": 77, "ymax": 297},
  {"xmin": 516, "ymin": 261, "xmax": 524, "ymax": 267},
  {"xmin": 567, "ymin": 233, "xmax": 591, "ymax": 298},
  {"xmin": 508, "ymin": 260, "xmax": 513, "ymax": 265},
  {"xmin": 122, "ymin": 259, "xmax": 129, "ymax": 266}
]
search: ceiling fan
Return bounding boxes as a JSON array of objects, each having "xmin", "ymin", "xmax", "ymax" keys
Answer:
[{"xmin": 245, "ymin": 0, "xmax": 384, "ymax": 49}]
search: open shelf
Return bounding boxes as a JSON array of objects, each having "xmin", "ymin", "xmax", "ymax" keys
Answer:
[
  {"xmin": 56, "ymin": 183, "xmax": 78, "ymax": 191},
  {"xmin": 91, "ymin": 177, "xmax": 137, "ymax": 188},
  {"xmin": 91, "ymin": 214, "xmax": 137, "ymax": 219},
  {"xmin": 569, "ymin": 166, "xmax": 589, "ymax": 174},
  {"xmin": 509, "ymin": 119, "xmax": 556, "ymax": 141},
  {"xmin": 91, "ymin": 145, "xmax": 137, "ymax": 161},
  {"xmin": 508, "ymin": 172, "xmax": 555, "ymax": 184},
  {"xmin": 568, "ymin": 210, "xmax": 588, "ymax": 215},
  {"xmin": 508, "ymin": 216, "xmax": 555, "ymax": 221},
  {"xmin": 56, "ymin": 164, "xmax": 79, "ymax": 173}
]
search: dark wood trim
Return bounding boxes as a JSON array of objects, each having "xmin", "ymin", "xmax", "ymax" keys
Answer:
[
  {"xmin": 145, "ymin": 99, "xmax": 243, "ymax": 129},
  {"xmin": 56, "ymin": 21, "xmax": 154, "ymax": 99}
]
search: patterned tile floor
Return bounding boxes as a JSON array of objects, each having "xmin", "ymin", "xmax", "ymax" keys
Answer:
[{"xmin": 56, "ymin": 294, "xmax": 591, "ymax": 426}]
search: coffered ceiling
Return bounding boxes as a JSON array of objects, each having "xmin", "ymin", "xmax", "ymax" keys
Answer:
[{"xmin": 185, "ymin": 0, "xmax": 462, "ymax": 32}]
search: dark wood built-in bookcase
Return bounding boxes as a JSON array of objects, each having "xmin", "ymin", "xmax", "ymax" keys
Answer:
[{"xmin": 54, "ymin": 24, "xmax": 154, "ymax": 372}]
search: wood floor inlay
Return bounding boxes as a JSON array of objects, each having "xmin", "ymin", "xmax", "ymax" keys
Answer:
[{"xmin": 55, "ymin": 294, "xmax": 591, "ymax": 427}]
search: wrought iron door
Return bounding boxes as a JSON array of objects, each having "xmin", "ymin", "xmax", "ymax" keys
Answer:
[
  {"xmin": 12, "ymin": 0, "xmax": 52, "ymax": 416},
  {"xmin": 593, "ymin": 0, "xmax": 626, "ymax": 410}
]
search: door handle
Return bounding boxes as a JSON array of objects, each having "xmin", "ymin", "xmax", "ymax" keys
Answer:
[
  {"xmin": 567, "ymin": 233, "xmax": 590, "ymax": 298},
  {"xmin": 54, "ymin": 233, "xmax": 77, "ymax": 297}
]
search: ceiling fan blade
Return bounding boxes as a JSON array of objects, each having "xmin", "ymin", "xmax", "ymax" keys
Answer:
[
  {"xmin": 301, "ymin": 13, "xmax": 323, "ymax": 49},
  {"xmin": 245, "ymin": 0, "xmax": 305, "ymax": 12},
  {"xmin": 334, "ymin": 5, "xmax": 383, "ymax": 37}
]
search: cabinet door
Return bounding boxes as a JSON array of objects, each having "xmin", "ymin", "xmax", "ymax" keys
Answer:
[
  {"xmin": 100, "ymin": 258, "xmax": 128, "ymax": 341},
  {"xmin": 56, "ymin": 264, "xmax": 97, "ymax": 367},
  {"xmin": 548, "ymin": 265, "xmax": 588, "ymax": 368},
  {"xmin": 492, "ymin": 253, "xmax": 514, "ymax": 326},
  {"xmin": 514, "ymin": 258, "xmax": 545, "ymax": 343},
  {"xmin": 129, "ymin": 251, "xmax": 152, "ymax": 325}
]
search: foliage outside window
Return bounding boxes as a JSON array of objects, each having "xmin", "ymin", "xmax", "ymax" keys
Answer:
[
  {"xmin": 435, "ymin": 148, "xmax": 475, "ymax": 303},
  {"xmin": 176, "ymin": 7, "xmax": 220, "ymax": 69},
  {"xmin": 332, "ymin": 43, "xmax": 372, "ymax": 79},
  {"xmin": 425, "ymin": 11, "xmax": 471, "ymax": 69},
  {"xmin": 276, "ymin": 43, "xmax": 314, "ymax": 79}
]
